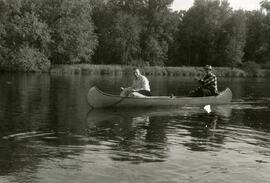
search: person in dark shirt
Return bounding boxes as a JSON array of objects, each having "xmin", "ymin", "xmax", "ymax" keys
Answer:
[{"xmin": 189, "ymin": 65, "xmax": 219, "ymax": 97}]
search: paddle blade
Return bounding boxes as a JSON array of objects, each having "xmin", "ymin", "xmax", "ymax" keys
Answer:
[{"xmin": 204, "ymin": 105, "xmax": 211, "ymax": 113}]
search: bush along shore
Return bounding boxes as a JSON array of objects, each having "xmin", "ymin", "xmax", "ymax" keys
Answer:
[{"xmin": 49, "ymin": 64, "xmax": 270, "ymax": 78}]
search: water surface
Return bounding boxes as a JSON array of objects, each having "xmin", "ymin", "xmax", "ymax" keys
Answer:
[{"xmin": 0, "ymin": 73, "xmax": 270, "ymax": 183}]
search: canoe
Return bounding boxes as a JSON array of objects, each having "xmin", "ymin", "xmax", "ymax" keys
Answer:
[{"xmin": 87, "ymin": 86, "xmax": 232, "ymax": 108}]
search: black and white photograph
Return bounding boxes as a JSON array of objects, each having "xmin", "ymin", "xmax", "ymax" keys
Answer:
[{"xmin": 0, "ymin": 0, "xmax": 270, "ymax": 182}]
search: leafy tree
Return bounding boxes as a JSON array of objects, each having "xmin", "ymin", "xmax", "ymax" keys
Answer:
[
  {"xmin": 0, "ymin": 0, "xmax": 51, "ymax": 71},
  {"xmin": 220, "ymin": 10, "xmax": 246, "ymax": 67},
  {"xmin": 114, "ymin": 12, "xmax": 141, "ymax": 64},
  {"xmin": 243, "ymin": 1, "xmax": 270, "ymax": 65},
  {"xmin": 36, "ymin": 0, "xmax": 98, "ymax": 64},
  {"xmin": 1, "ymin": 0, "xmax": 270, "ymax": 71},
  {"xmin": 174, "ymin": 0, "xmax": 230, "ymax": 66},
  {"xmin": 244, "ymin": 11, "xmax": 267, "ymax": 63},
  {"xmin": 14, "ymin": 45, "xmax": 50, "ymax": 71},
  {"xmin": 90, "ymin": 0, "xmax": 117, "ymax": 64},
  {"xmin": 259, "ymin": 0, "xmax": 270, "ymax": 63},
  {"xmin": 173, "ymin": 0, "xmax": 246, "ymax": 67},
  {"xmin": 0, "ymin": 0, "xmax": 8, "ymax": 62},
  {"xmin": 260, "ymin": 0, "xmax": 270, "ymax": 15},
  {"xmin": 91, "ymin": 0, "xmax": 178, "ymax": 66},
  {"xmin": 140, "ymin": 0, "xmax": 177, "ymax": 66}
]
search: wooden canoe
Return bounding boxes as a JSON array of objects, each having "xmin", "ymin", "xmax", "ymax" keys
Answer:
[{"xmin": 87, "ymin": 86, "xmax": 232, "ymax": 108}]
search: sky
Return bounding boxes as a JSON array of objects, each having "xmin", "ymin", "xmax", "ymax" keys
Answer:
[{"xmin": 171, "ymin": 0, "xmax": 262, "ymax": 11}]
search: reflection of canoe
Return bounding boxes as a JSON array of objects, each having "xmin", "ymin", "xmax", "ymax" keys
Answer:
[
  {"xmin": 87, "ymin": 86, "xmax": 232, "ymax": 108},
  {"xmin": 86, "ymin": 106, "xmax": 233, "ymax": 125},
  {"xmin": 86, "ymin": 106, "xmax": 232, "ymax": 130}
]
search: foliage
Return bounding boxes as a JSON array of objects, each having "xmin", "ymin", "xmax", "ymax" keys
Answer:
[
  {"xmin": 114, "ymin": 12, "xmax": 141, "ymax": 65},
  {"xmin": 244, "ymin": 11, "xmax": 267, "ymax": 64},
  {"xmin": 50, "ymin": 64, "xmax": 253, "ymax": 78},
  {"xmin": 36, "ymin": 0, "xmax": 98, "ymax": 64},
  {"xmin": 12, "ymin": 45, "xmax": 51, "ymax": 71},
  {"xmin": 1, "ymin": 0, "xmax": 270, "ymax": 72},
  {"xmin": 139, "ymin": 0, "xmax": 178, "ymax": 66},
  {"xmin": 241, "ymin": 61, "xmax": 261, "ymax": 76},
  {"xmin": 172, "ymin": 0, "xmax": 246, "ymax": 67},
  {"xmin": 0, "ymin": 0, "xmax": 97, "ymax": 71},
  {"xmin": 221, "ymin": 10, "xmax": 246, "ymax": 67},
  {"xmin": 90, "ymin": 0, "xmax": 117, "ymax": 64},
  {"xmin": 91, "ymin": 0, "xmax": 179, "ymax": 66},
  {"xmin": 261, "ymin": 61, "xmax": 270, "ymax": 69},
  {"xmin": 0, "ymin": 0, "xmax": 51, "ymax": 71}
]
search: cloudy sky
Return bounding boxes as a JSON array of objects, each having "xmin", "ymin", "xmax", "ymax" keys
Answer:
[{"xmin": 171, "ymin": 0, "xmax": 262, "ymax": 11}]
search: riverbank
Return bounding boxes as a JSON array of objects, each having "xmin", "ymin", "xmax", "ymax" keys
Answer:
[{"xmin": 49, "ymin": 64, "xmax": 270, "ymax": 77}]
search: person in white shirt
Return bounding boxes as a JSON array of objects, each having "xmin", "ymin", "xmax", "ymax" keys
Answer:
[{"xmin": 120, "ymin": 68, "xmax": 151, "ymax": 97}]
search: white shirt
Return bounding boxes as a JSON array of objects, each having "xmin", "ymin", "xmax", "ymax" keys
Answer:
[{"xmin": 131, "ymin": 74, "xmax": 150, "ymax": 91}]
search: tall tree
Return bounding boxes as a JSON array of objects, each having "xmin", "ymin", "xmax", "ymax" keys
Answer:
[
  {"xmin": 91, "ymin": 0, "xmax": 117, "ymax": 64},
  {"xmin": 140, "ymin": 0, "xmax": 177, "ymax": 66},
  {"xmin": 91, "ymin": 0, "xmax": 179, "ymax": 66},
  {"xmin": 221, "ymin": 10, "xmax": 246, "ymax": 67},
  {"xmin": 244, "ymin": 10, "xmax": 267, "ymax": 63},
  {"xmin": 0, "ymin": 0, "xmax": 51, "ymax": 71},
  {"xmin": 260, "ymin": 0, "xmax": 270, "ymax": 15},
  {"xmin": 174, "ymin": 0, "xmax": 231, "ymax": 66},
  {"xmin": 173, "ymin": 0, "xmax": 246, "ymax": 67},
  {"xmin": 114, "ymin": 12, "xmax": 141, "ymax": 64},
  {"xmin": 36, "ymin": 0, "xmax": 98, "ymax": 64},
  {"xmin": 258, "ymin": 0, "xmax": 270, "ymax": 63}
]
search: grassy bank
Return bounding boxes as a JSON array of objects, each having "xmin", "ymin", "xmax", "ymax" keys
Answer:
[{"xmin": 50, "ymin": 64, "xmax": 270, "ymax": 77}]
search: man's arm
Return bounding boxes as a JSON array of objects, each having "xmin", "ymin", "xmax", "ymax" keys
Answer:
[{"xmin": 195, "ymin": 76, "xmax": 203, "ymax": 84}]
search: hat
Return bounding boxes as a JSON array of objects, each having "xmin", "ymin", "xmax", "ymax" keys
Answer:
[{"xmin": 204, "ymin": 65, "xmax": 212, "ymax": 70}]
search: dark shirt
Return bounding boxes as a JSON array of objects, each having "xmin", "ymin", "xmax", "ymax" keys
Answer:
[{"xmin": 199, "ymin": 72, "xmax": 218, "ymax": 94}]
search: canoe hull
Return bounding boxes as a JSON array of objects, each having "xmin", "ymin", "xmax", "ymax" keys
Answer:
[{"xmin": 87, "ymin": 86, "xmax": 232, "ymax": 108}]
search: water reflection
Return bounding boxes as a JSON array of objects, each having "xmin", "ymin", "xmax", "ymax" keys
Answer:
[
  {"xmin": 1, "ymin": 74, "xmax": 270, "ymax": 183},
  {"xmin": 0, "ymin": 133, "xmax": 88, "ymax": 178},
  {"xmin": 85, "ymin": 106, "xmax": 233, "ymax": 161},
  {"xmin": 86, "ymin": 108, "xmax": 168, "ymax": 163}
]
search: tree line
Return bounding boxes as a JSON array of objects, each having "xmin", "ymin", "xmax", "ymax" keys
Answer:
[{"xmin": 0, "ymin": 0, "xmax": 270, "ymax": 71}]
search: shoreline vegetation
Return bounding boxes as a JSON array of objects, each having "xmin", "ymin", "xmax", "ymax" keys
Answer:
[
  {"xmin": 1, "ymin": 0, "xmax": 270, "ymax": 76},
  {"xmin": 50, "ymin": 64, "xmax": 270, "ymax": 78}
]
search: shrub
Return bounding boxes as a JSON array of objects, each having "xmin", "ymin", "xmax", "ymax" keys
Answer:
[
  {"xmin": 241, "ymin": 61, "xmax": 261, "ymax": 77},
  {"xmin": 261, "ymin": 61, "xmax": 270, "ymax": 69},
  {"xmin": 13, "ymin": 45, "xmax": 51, "ymax": 72}
]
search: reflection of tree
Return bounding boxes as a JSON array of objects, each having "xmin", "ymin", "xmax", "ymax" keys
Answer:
[
  {"xmin": 182, "ymin": 114, "xmax": 226, "ymax": 151},
  {"xmin": 86, "ymin": 109, "xmax": 169, "ymax": 163},
  {"xmin": 0, "ymin": 140, "xmax": 40, "ymax": 178},
  {"xmin": 0, "ymin": 74, "xmax": 90, "ymax": 179},
  {"xmin": 112, "ymin": 115, "xmax": 168, "ymax": 163},
  {"xmin": 231, "ymin": 107, "xmax": 270, "ymax": 151},
  {"xmin": 239, "ymin": 108, "xmax": 270, "ymax": 131},
  {"xmin": 85, "ymin": 106, "xmax": 233, "ymax": 162},
  {"xmin": 0, "ymin": 74, "xmax": 50, "ymax": 137},
  {"xmin": 0, "ymin": 133, "xmax": 86, "ymax": 181}
]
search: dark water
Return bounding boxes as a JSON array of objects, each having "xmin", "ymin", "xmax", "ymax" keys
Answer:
[{"xmin": 0, "ymin": 73, "xmax": 270, "ymax": 183}]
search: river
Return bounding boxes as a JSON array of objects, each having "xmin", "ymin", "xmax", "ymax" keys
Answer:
[{"xmin": 0, "ymin": 73, "xmax": 270, "ymax": 183}]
